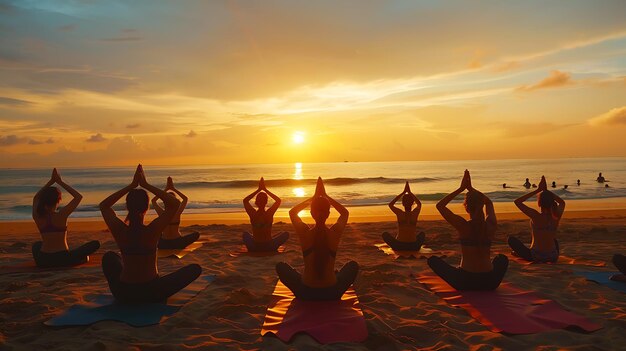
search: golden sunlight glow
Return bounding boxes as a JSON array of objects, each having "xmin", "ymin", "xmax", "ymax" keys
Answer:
[
  {"xmin": 292, "ymin": 187, "xmax": 306, "ymax": 197},
  {"xmin": 297, "ymin": 210, "xmax": 309, "ymax": 218},
  {"xmin": 293, "ymin": 162, "xmax": 303, "ymax": 180},
  {"xmin": 292, "ymin": 131, "xmax": 305, "ymax": 144}
]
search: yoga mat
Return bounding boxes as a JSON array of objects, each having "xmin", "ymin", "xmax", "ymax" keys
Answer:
[
  {"xmin": 375, "ymin": 243, "xmax": 451, "ymax": 259},
  {"xmin": 574, "ymin": 271, "xmax": 626, "ymax": 293},
  {"xmin": 45, "ymin": 275, "xmax": 216, "ymax": 327},
  {"xmin": 507, "ymin": 253, "xmax": 606, "ymax": 267},
  {"xmin": 417, "ymin": 273, "xmax": 601, "ymax": 334},
  {"xmin": 157, "ymin": 242, "xmax": 204, "ymax": 259},
  {"xmin": 0, "ymin": 254, "xmax": 102, "ymax": 275},
  {"xmin": 230, "ymin": 245, "xmax": 286, "ymax": 258},
  {"xmin": 261, "ymin": 281, "xmax": 368, "ymax": 344}
]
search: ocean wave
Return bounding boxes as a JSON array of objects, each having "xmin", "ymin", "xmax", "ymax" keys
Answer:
[
  {"xmin": 5, "ymin": 189, "xmax": 625, "ymax": 216},
  {"xmin": 174, "ymin": 176, "xmax": 443, "ymax": 188}
]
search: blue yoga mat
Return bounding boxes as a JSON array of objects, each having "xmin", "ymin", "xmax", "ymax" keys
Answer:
[
  {"xmin": 45, "ymin": 275, "xmax": 216, "ymax": 327},
  {"xmin": 574, "ymin": 271, "xmax": 626, "ymax": 293}
]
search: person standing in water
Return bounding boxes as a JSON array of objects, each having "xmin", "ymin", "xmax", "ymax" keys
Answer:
[
  {"xmin": 523, "ymin": 178, "xmax": 531, "ymax": 188},
  {"xmin": 276, "ymin": 177, "xmax": 358, "ymax": 300},
  {"xmin": 508, "ymin": 176, "xmax": 565, "ymax": 263},
  {"xmin": 597, "ymin": 173, "xmax": 606, "ymax": 183},
  {"xmin": 242, "ymin": 177, "xmax": 289, "ymax": 252},
  {"xmin": 151, "ymin": 177, "xmax": 200, "ymax": 249},
  {"xmin": 32, "ymin": 168, "xmax": 100, "ymax": 267},
  {"xmin": 100, "ymin": 165, "xmax": 201, "ymax": 303},
  {"xmin": 382, "ymin": 181, "xmax": 425, "ymax": 251},
  {"xmin": 428, "ymin": 170, "xmax": 508, "ymax": 290}
]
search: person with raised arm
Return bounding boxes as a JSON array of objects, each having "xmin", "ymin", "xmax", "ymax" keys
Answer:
[
  {"xmin": 151, "ymin": 177, "xmax": 200, "ymax": 249},
  {"xmin": 428, "ymin": 170, "xmax": 508, "ymax": 290},
  {"xmin": 99, "ymin": 165, "xmax": 201, "ymax": 303},
  {"xmin": 275, "ymin": 177, "xmax": 358, "ymax": 300},
  {"xmin": 382, "ymin": 181, "xmax": 425, "ymax": 251},
  {"xmin": 508, "ymin": 176, "xmax": 565, "ymax": 263},
  {"xmin": 242, "ymin": 177, "xmax": 289, "ymax": 252},
  {"xmin": 31, "ymin": 168, "xmax": 100, "ymax": 267}
]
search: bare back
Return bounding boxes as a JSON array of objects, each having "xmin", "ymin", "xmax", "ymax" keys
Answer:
[
  {"xmin": 110, "ymin": 224, "xmax": 159, "ymax": 283},
  {"xmin": 529, "ymin": 214, "xmax": 559, "ymax": 252},
  {"xmin": 297, "ymin": 224, "xmax": 341, "ymax": 288},
  {"xmin": 33, "ymin": 212, "xmax": 69, "ymax": 253},
  {"xmin": 457, "ymin": 219, "xmax": 496, "ymax": 272},
  {"xmin": 395, "ymin": 210, "xmax": 419, "ymax": 242},
  {"xmin": 248, "ymin": 209, "xmax": 274, "ymax": 242}
]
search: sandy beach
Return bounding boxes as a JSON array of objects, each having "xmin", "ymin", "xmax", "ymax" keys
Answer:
[{"xmin": 1, "ymin": 212, "xmax": 625, "ymax": 350}]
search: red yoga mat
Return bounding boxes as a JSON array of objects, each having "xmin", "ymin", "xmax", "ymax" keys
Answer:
[
  {"xmin": 417, "ymin": 273, "xmax": 601, "ymax": 334},
  {"xmin": 261, "ymin": 280, "xmax": 368, "ymax": 344}
]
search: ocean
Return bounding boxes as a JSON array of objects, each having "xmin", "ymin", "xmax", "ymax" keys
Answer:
[{"xmin": 0, "ymin": 158, "xmax": 624, "ymax": 221}]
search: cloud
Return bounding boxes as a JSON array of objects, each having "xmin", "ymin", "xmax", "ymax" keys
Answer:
[
  {"xmin": 98, "ymin": 36, "xmax": 143, "ymax": 42},
  {"xmin": 0, "ymin": 96, "xmax": 33, "ymax": 107},
  {"xmin": 0, "ymin": 135, "xmax": 27, "ymax": 146},
  {"xmin": 126, "ymin": 123, "xmax": 141, "ymax": 129},
  {"xmin": 86, "ymin": 133, "xmax": 107, "ymax": 142},
  {"xmin": 500, "ymin": 122, "xmax": 577, "ymax": 138},
  {"xmin": 58, "ymin": 24, "xmax": 76, "ymax": 32},
  {"xmin": 517, "ymin": 70, "xmax": 573, "ymax": 92},
  {"xmin": 185, "ymin": 130, "xmax": 197, "ymax": 138},
  {"xmin": 589, "ymin": 106, "xmax": 626, "ymax": 126},
  {"xmin": 0, "ymin": 134, "xmax": 54, "ymax": 146}
]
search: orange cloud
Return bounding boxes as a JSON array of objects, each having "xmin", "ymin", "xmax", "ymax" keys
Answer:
[
  {"xmin": 589, "ymin": 106, "xmax": 626, "ymax": 126},
  {"xmin": 86, "ymin": 133, "xmax": 107, "ymax": 142},
  {"xmin": 517, "ymin": 70, "xmax": 572, "ymax": 92}
]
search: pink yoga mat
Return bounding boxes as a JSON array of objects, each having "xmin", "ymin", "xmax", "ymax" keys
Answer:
[
  {"xmin": 375, "ymin": 243, "xmax": 453, "ymax": 259},
  {"xmin": 417, "ymin": 273, "xmax": 601, "ymax": 334},
  {"xmin": 261, "ymin": 281, "xmax": 368, "ymax": 344}
]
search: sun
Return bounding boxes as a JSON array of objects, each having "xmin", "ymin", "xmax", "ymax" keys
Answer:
[{"xmin": 292, "ymin": 131, "xmax": 305, "ymax": 144}]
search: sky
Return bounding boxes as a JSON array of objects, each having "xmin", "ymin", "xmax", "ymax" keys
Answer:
[{"xmin": 1, "ymin": 0, "xmax": 626, "ymax": 168}]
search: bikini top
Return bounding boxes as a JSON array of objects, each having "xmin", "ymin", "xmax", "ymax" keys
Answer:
[
  {"xmin": 398, "ymin": 215, "xmax": 417, "ymax": 226},
  {"xmin": 534, "ymin": 219, "xmax": 558, "ymax": 232},
  {"xmin": 252, "ymin": 220, "xmax": 269, "ymax": 229},
  {"xmin": 39, "ymin": 213, "xmax": 67, "ymax": 234},
  {"xmin": 459, "ymin": 220, "xmax": 491, "ymax": 247},
  {"xmin": 119, "ymin": 227, "xmax": 155, "ymax": 256},
  {"xmin": 459, "ymin": 239, "xmax": 492, "ymax": 247}
]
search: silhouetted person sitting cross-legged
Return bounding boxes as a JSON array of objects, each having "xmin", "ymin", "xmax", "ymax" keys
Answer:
[
  {"xmin": 382, "ymin": 181, "xmax": 425, "ymax": 251},
  {"xmin": 100, "ymin": 165, "xmax": 201, "ymax": 303},
  {"xmin": 276, "ymin": 177, "xmax": 358, "ymax": 300},
  {"xmin": 427, "ymin": 170, "xmax": 508, "ymax": 291},
  {"xmin": 242, "ymin": 177, "xmax": 289, "ymax": 252}
]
